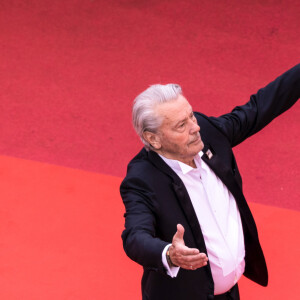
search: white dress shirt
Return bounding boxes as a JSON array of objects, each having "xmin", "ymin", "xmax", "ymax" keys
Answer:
[{"xmin": 160, "ymin": 151, "xmax": 245, "ymax": 295}]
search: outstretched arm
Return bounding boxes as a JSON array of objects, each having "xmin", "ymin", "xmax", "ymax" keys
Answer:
[{"xmin": 211, "ymin": 64, "xmax": 300, "ymax": 147}]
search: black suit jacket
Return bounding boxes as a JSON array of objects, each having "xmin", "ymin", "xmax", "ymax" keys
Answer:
[{"xmin": 120, "ymin": 65, "xmax": 300, "ymax": 300}]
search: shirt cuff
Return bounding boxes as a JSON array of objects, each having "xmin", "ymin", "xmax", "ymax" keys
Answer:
[{"xmin": 162, "ymin": 244, "xmax": 180, "ymax": 278}]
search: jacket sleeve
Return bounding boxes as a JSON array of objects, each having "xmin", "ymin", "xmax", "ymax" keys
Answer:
[
  {"xmin": 210, "ymin": 64, "xmax": 300, "ymax": 147},
  {"xmin": 120, "ymin": 174, "xmax": 169, "ymax": 275}
]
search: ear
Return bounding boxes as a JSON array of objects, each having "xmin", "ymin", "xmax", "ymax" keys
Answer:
[{"xmin": 143, "ymin": 131, "xmax": 162, "ymax": 150}]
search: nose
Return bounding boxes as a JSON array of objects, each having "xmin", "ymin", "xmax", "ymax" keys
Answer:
[{"xmin": 190, "ymin": 119, "xmax": 200, "ymax": 134}]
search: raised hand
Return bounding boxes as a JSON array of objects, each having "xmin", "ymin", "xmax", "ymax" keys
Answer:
[{"xmin": 168, "ymin": 224, "xmax": 208, "ymax": 270}]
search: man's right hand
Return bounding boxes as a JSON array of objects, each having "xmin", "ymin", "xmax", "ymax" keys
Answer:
[{"xmin": 168, "ymin": 224, "xmax": 208, "ymax": 270}]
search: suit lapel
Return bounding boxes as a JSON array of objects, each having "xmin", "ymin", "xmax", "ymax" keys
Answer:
[
  {"xmin": 201, "ymin": 143, "xmax": 237, "ymax": 194},
  {"xmin": 201, "ymin": 144, "xmax": 258, "ymax": 235},
  {"xmin": 148, "ymin": 150, "xmax": 208, "ymax": 253}
]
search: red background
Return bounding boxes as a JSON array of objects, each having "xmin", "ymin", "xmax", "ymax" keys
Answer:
[{"xmin": 0, "ymin": 1, "xmax": 299, "ymax": 299}]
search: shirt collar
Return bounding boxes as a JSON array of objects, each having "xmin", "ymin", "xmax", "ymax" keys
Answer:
[{"xmin": 159, "ymin": 151, "xmax": 205, "ymax": 175}]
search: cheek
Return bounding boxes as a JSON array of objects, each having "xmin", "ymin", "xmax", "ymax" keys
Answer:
[
  {"xmin": 174, "ymin": 136, "xmax": 189, "ymax": 149},
  {"xmin": 183, "ymin": 134, "xmax": 191, "ymax": 146},
  {"xmin": 162, "ymin": 131, "xmax": 190, "ymax": 150}
]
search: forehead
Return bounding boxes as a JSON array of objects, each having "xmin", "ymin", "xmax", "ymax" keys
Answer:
[{"xmin": 155, "ymin": 95, "xmax": 192, "ymax": 125}]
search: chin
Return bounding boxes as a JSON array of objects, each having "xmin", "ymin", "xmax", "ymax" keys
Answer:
[
  {"xmin": 198, "ymin": 141, "xmax": 204, "ymax": 151},
  {"xmin": 190, "ymin": 143, "xmax": 204, "ymax": 157},
  {"xmin": 195, "ymin": 141, "xmax": 204, "ymax": 153}
]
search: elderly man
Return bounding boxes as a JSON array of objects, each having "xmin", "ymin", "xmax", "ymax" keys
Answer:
[{"xmin": 120, "ymin": 65, "xmax": 299, "ymax": 300}]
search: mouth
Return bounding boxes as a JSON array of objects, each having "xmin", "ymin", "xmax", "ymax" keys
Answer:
[{"xmin": 189, "ymin": 134, "xmax": 201, "ymax": 145}]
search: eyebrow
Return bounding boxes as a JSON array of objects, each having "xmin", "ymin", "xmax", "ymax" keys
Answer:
[
  {"xmin": 174, "ymin": 108, "xmax": 194, "ymax": 128},
  {"xmin": 174, "ymin": 117, "xmax": 188, "ymax": 128}
]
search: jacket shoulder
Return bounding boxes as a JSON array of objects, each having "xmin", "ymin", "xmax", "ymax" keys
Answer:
[{"xmin": 121, "ymin": 148, "xmax": 167, "ymax": 190}]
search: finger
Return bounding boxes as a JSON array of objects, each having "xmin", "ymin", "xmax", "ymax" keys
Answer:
[
  {"xmin": 171, "ymin": 251, "xmax": 208, "ymax": 267},
  {"xmin": 175, "ymin": 245, "xmax": 200, "ymax": 256},
  {"xmin": 193, "ymin": 260, "xmax": 208, "ymax": 269},
  {"xmin": 191, "ymin": 259, "xmax": 208, "ymax": 269},
  {"xmin": 176, "ymin": 254, "xmax": 208, "ymax": 267},
  {"xmin": 179, "ymin": 253, "xmax": 208, "ymax": 263},
  {"xmin": 169, "ymin": 245, "xmax": 200, "ymax": 266},
  {"xmin": 181, "ymin": 259, "xmax": 208, "ymax": 270},
  {"xmin": 172, "ymin": 224, "xmax": 185, "ymax": 243}
]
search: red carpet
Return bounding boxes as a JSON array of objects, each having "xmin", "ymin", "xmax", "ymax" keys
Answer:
[
  {"xmin": 0, "ymin": 155, "xmax": 299, "ymax": 299},
  {"xmin": 0, "ymin": 0, "xmax": 299, "ymax": 298}
]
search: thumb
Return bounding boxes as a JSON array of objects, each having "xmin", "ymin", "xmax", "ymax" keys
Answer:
[{"xmin": 172, "ymin": 224, "xmax": 185, "ymax": 244}]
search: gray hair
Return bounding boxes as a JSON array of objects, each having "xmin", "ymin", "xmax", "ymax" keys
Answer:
[{"xmin": 132, "ymin": 83, "xmax": 183, "ymax": 150}]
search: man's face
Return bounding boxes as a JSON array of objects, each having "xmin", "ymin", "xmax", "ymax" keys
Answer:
[{"xmin": 150, "ymin": 95, "xmax": 204, "ymax": 164}]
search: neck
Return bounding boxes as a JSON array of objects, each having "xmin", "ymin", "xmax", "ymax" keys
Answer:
[
  {"xmin": 185, "ymin": 159, "xmax": 196, "ymax": 168},
  {"xmin": 155, "ymin": 149, "xmax": 197, "ymax": 168}
]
